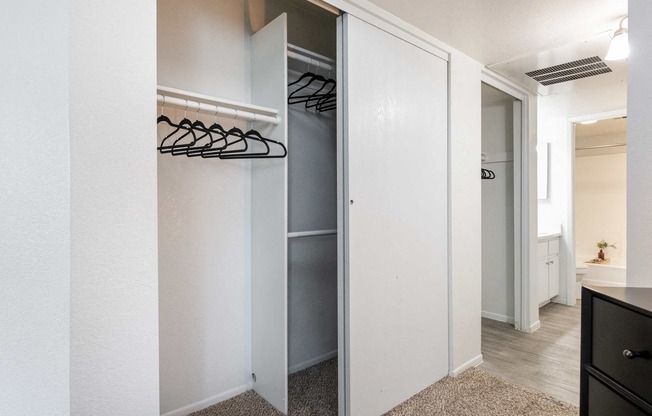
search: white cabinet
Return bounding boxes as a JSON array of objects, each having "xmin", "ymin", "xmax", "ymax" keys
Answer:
[{"xmin": 538, "ymin": 237, "xmax": 560, "ymax": 305}]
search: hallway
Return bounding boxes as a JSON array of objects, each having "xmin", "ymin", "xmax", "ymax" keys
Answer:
[{"xmin": 480, "ymin": 302, "xmax": 581, "ymax": 406}]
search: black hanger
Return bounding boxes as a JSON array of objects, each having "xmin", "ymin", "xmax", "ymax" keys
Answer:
[
  {"xmin": 481, "ymin": 168, "xmax": 495, "ymax": 179},
  {"xmin": 186, "ymin": 121, "xmax": 229, "ymax": 158},
  {"xmin": 201, "ymin": 127, "xmax": 250, "ymax": 158},
  {"xmin": 316, "ymin": 93, "xmax": 336, "ymax": 112},
  {"xmin": 219, "ymin": 129, "xmax": 287, "ymax": 159},
  {"xmin": 158, "ymin": 103, "xmax": 197, "ymax": 154},
  {"xmin": 305, "ymin": 78, "xmax": 336, "ymax": 110},
  {"xmin": 288, "ymin": 73, "xmax": 328, "ymax": 105},
  {"xmin": 170, "ymin": 113, "xmax": 213, "ymax": 156}
]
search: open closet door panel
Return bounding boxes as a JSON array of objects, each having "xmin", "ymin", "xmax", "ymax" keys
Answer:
[
  {"xmin": 250, "ymin": 13, "xmax": 289, "ymax": 414},
  {"xmin": 340, "ymin": 14, "xmax": 449, "ymax": 416}
]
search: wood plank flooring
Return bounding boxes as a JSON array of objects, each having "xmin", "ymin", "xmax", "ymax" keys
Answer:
[{"xmin": 480, "ymin": 302, "xmax": 581, "ymax": 406}]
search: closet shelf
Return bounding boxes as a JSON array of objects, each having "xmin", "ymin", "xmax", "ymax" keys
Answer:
[
  {"xmin": 287, "ymin": 229, "xmax": 337, "ymax": 239},
  {"xmin": 157, "ymin": 86, "xmax": 280, "ymax": 125}
]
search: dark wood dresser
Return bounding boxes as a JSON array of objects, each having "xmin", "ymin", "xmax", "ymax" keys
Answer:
[{"xmin": 581, "ymin": 286, "xmax": 652, "ymax": 415}]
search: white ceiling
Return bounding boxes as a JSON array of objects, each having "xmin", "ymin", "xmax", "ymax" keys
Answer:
[
  {"xmin": 367, "ymin": 0, "xmax": 627, "ymax": 66},
  {"xmin": 366, "ymin": 0, "xmax": 628, "ymax": 97}
]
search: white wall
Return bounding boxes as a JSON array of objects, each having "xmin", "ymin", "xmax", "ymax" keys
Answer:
[
  {"xmin": 157, "ymin": 1, "xmax": 253, "ymax": 415},
  {"xmin": 69, "ymin": 1, "xmax": 159, "ymax": 415},
  {"xmin": 449, "ymin": 52, "xmax": 483, "ymax": 375},
  {"xmin": 481, "ymin": 85, "xmax": 515, "ymax": 323},
  {"xmin": 0, "ymin": 2, "xmax": 71, "ymax": 414},
  {"xmin": 627, "ymin": 0, "xmax": 652, "ymax": 287},
  {"xmin": 575, "ymin": 153, "xmax": 627, "ymax": 264}
]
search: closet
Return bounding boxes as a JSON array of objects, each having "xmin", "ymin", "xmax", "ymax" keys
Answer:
[
  {"xmin": 157, "ymin": 1, "xmax": 449, "ymax": 415},
  {"xmin": 480, "ymin": 82, "xmax": 517, "ymax": 324}
]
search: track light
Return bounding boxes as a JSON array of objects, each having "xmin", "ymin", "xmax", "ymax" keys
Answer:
[{"xmin": 605, "ymin": 16, "xmax": 629, "ymax": 61}]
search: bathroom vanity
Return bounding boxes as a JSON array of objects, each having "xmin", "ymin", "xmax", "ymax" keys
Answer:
[
  {"xmin": 537, "ymin": 233, "xmax": 561, "ymax": 306},
  {"xmin": 580, "ymin": 286, "xmax": 652, "ymax": 416}
]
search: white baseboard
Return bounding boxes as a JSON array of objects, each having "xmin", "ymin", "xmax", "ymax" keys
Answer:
[
  {"xmin": 449, "ymin": 354, "xmax": 483, "ymax": 377},
  {"xmin": 527, "ymin": 320, "xmax": 541, "ymax": 333},
  {"xmin": 161, "ymin": 383, "xmax": 252, "ymax": 416},
  {"xmin": 551, "ymin": 297, "xmax": 568, "ymax": 305},
  {"xmin": 289, "ymin": 349, "xmax": 338, "ymax": 374},
  {"xmin": 481, "ymin": 310, "xmax": 515, "ymax": 324}
]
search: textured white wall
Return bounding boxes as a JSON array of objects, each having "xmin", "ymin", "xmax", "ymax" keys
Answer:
[
  {"xmin": 627, "ymin": 0, "xmax": 652, "ymax": 287},
  {"xmin": 157, "ymin": 1, "xmax": 252, "ymax": 414},
  {"xmin": 0, "ymin": 2, "xmax": 71, "ymax": 414},
  {"xmin": 69, "ymin": 1, "xmax": 159, "ymax": 415},
  {"xmin": 575, "ymin": 154, "xmax": 627, "ymax": 264},
  {"xmin": 449, "ymin": 52, "xmax": 483, "ymax": 374}
]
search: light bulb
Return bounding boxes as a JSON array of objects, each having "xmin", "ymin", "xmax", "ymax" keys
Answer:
[{"xmin": 605, "ymin": 29, "xmax": 629, "ymax": 61}]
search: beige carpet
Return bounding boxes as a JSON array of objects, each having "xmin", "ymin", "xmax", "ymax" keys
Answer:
[{"xmin": 190, "ymin": 358, "xmax": 578, "ymax": 416}]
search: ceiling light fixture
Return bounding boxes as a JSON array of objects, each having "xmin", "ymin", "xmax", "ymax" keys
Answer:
[
  {"xmin": 580, "ymin": 120, "xmax": 598, "ymax": 125},
  {"xmin": 605, "ymin": 15, "xmax": 629, "ymax": 61}
]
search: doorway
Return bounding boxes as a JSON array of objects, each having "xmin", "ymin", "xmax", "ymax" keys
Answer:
[
  {"xmin": 479, "ymin": 75, "xmax": 531, "ymax": 332},
  {"xmin": 568, "ymin": 111, "xmax": 628, "ymax": 297}
]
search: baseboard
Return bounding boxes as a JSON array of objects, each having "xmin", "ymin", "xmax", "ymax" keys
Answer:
[
  {"xmin": 481, "ymin": 310, "xmax": 515, "ymax": 324},
  {"xmin": 449, "ymin": 354, "xmax": 483, "ymax": 377},
  {"xmin": 289, "ymin": 349, "xmax": 338, "ymax": 374},
  {"xmin": 527, "ymin": 320, "xmax": 541, "ymax": 333},
  {"xmin": 551, "ymin": 296, "xmax": 568, "ymax": 305},
  {"xmin": 161, "ymin": 383, "xmax": 252, "ymax": 416}
]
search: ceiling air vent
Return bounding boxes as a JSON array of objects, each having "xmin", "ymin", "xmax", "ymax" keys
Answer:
[{"xmin": 525, "ymin": 56, "xmax": 612, "ymax": 86}]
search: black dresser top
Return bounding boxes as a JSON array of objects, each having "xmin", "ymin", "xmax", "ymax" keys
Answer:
[{"xmin": 584, "ymin": 285, "xmax": 652, "ymax": 317}]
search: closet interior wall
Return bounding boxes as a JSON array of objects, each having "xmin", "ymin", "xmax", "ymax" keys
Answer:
[
  {"xmin": 275, "ymin": 0, "xmax": 338, "ymax": 375},
  {"xmin": 481, "ymin": 83, "xmax": 516, "ymax": 324},
  {"xmin": 157, "ymin": 2, "xmax": 251, "ymax": 414},
  {"xmin": 157, "ymin": 0, "xmax": 336, "ymax": 414}
]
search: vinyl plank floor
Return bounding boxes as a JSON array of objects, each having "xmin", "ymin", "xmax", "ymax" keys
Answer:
[{"xmin": 479, "ymin": 302, "xmax": 581, "ymax": 406}]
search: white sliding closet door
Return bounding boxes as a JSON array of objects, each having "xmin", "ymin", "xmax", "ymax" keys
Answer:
[
  {"xmin": 250, "ymin": 14, "xmax": 288, "ymax": 414},
  {"xmin": 339, "ymin": 15, "xmax": 449, "ymax": 416}
]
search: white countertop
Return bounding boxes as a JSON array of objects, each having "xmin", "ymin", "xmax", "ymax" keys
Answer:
[{"xmin": 538, "ymin": 231, "xmax": 561, "ymax": 240}]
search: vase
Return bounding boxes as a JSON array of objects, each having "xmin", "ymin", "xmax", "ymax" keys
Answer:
[{"xmin": 598, "ymin": 249, "xmax": 605, "ymax": 260}]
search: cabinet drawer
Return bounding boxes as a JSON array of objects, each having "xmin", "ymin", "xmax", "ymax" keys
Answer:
[
  {"xmin": 588, "ymin": 375, "xmax": 648, "ymax": 416},
  {"xmin": 592, "ymin": 297, "xmax": 652, "ymax": 403},
  {"xmin": 538, "ymin": 242, "xmax": 548, "ymax": 258},
  {"xmin": 548, "ymin": 238, "xmax": 559, "ymax": 255}
]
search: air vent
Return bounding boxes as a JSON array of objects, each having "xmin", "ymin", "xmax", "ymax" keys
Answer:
[{"xmin": 525, "ymin": 56, "xmax": 612, "ymax": 86}]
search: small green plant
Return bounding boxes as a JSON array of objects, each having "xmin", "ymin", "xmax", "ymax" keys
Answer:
[{"xmin": 596, "ymin": 239, "xmax": 617, "ymax": 250}]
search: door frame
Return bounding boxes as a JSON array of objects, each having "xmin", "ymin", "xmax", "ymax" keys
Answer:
[
  {"xmin": 565, "ymin": 108, "xmax": 627, "ymax": 307},
  {"xmin": 481, "ymin": 70, "xmax": 534, "ymax": 332}
]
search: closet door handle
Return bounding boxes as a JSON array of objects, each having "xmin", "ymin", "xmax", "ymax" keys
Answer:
[{"xmin": 549, "ymin": 260, "xmax": 554, "ymax": 264}]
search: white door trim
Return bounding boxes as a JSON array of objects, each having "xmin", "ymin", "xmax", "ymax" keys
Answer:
[
  {"xmin": 566, "ymin": 108, "xmax": 627, "ymax": 306},
  {"xmin": 481, "ymin": 69, "xmax": 533, "ymax": 332}
]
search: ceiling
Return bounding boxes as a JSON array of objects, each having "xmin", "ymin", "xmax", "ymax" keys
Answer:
[
  {"xmin": 367, "ymin": 0, "xmax": 627, "ymax": 66},
  {"xmin": 367, "ymin": 0, "xmax": 628, "ymax": 96}
]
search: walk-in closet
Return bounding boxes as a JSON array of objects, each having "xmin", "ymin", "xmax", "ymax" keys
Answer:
[
  {"xmin": 157, "ymin": 1, "xmax": 450, "ymax": 415},
  {"xmin": 480, "ymin": 82, "xmax": 516, "ymax": 325}
]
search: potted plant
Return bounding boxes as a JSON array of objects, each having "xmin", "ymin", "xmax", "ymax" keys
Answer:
[{"xmin": 596, "ymin": 239, "xmax": 617, "ymax": 261}]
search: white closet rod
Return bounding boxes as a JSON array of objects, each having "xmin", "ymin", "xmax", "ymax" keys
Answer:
[
  {"xmin": 576, "ymin": 143, "xmax": 626, "ymax": 151},
  {"xmin": 287, "ymin": 229, "xmax": 337, "ymax": 239},
  {"xmin": 287, "ymin": 43, "xmax": 335, "ymax": 72},
  {"xmin": 157, "ymin": 86, "xmax": 280, "ymax": 125}
]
